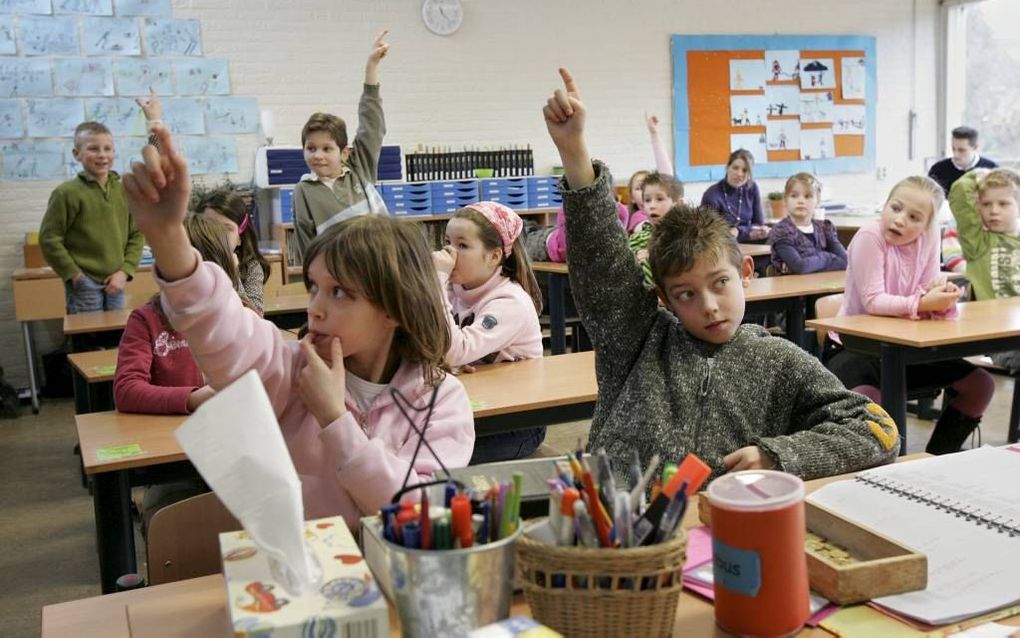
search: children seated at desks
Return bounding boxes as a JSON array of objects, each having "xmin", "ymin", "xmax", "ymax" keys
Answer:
[
  {"xmin": 433, "ymin": 202, "xmax": 545, "ymax": 463},
  {"xmin": 198, "ymin": 189, "xmax": 271, "ymax": 315},
  {"xmin": 114, "ymin": 214, "xmax": 246, "ymax": 415},
  {"xmin": 949, "ymin": 168, "xmax": 1020, "ymax": 372},
  {"xmin": 293, "ymin": 30, "xmax": 391, "ymax": 260},
  {"xmin": 542, "ymin": 67, "xmax": 898, "ymax": 479},
  {"xmin": 628, "ymin": 171, "xmax": 684, "ymax": 287},
  {"xmin": 767, "ymin": 173, "xmax": 847, "ymax": 274},
  {"xmin": 39, "ymin": 121, "xmax": 144, "ymax": 314},
  {"xmin": 701, "ymin": 149, "xmax": 770, "ymax": 243},
  {"xmin": 122, "ymin": 124, "xmax": 474, "ymax": 526},
  {"xmin": 824, "ymin": 176, "xmax": 994, "ymax": 455}
]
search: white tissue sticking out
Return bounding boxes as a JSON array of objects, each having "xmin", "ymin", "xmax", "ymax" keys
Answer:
[{"xmin": 174, "ymin": 370, "xmax": 321, "ymax": 596}]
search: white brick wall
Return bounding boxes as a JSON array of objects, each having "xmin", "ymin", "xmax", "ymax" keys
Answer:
[{"xmin": 0, "ymin": 0, "xmax": 941, "ymax": 388}]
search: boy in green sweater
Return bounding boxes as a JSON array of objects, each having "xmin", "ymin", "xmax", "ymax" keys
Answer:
[
  {"xmin": 543, "ymin": 68, "xmax": 898, "ymax": 479},
  {"xmin": 39, "ymin": 121, "xmax": 144, "ymax": 313}
]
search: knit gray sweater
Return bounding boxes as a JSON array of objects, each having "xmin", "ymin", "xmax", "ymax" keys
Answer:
[{"xmin": 561, "ymin": 161, "xmax": 899, "ymax": 480}]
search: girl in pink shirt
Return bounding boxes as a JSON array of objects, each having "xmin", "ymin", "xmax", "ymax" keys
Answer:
[
  {"xmin": 824, "ymin": 176, "xmax": 994, "ymax": 454},
  {"xmin": 122, "ymin": 125, "xmax": 474, "ymax": 527},
  {"xmin": 433, "ymin": 202, "xmax": 544, "ymax": 463}
]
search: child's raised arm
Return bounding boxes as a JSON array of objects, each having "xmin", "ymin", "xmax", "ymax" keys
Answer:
[
  {"xmin": 543, "ymin": 68, "xmax": 594, "ymax": 190},
  {"xmin": 364, "ymin": 29, "xmax": 389, "ymax": 86}
]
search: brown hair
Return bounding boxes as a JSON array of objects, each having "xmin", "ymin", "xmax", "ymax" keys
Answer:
[
  {"xmin": 73, "ymin": 121, "xmax": 112, "ymax": 148},
  {"xmin": 641, "ymin": 171, "xmax": 684, "ymax": 201},
  {"xmin": 726, "ymin": 149, "xmax": 755, "ymax": 180},
  {"xmin": 451, "ymin": 208, "xmax": 543, "ymax": 315},
  {"xmin": 887, "ymin": 175, "xmax": 944, "ymax": 228},
  {"xmin": 648, "ymin": 204, "xmax": 743, "ymax": 289},
  {"xmin": 198, "ymin": 189, "xmax": 270, "ymax": 284},
  {"xmin": 302, "ymin": 215, "xmax": 451, "ymax": 387},
  {"xmin": 978, "ymin": 168, "xmax": 1020, "ymax": 201},
  {"xmin": 301, "ymin": 112, "xmax": 348, "ymax": 149},
  {"xmin": 784, "ymin": 172, "xmax": 822, "ymax": 198},
  {"xmin": 627, "ymin": 170, "xmax": 651, "ymax": 213}
]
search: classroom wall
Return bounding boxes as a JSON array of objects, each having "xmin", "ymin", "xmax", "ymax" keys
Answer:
[{"xmin": 0, "ymin": 0, "xmax": 940, "ymax": 388}]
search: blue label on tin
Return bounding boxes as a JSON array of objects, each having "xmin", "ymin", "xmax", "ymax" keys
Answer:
[{"xmin": 712, "ymin": 538, "xmax": 762, "ymax": 597}]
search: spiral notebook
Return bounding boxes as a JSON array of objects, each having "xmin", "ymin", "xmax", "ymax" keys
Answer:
[{"xmin": 808, "ymin": 445, "xmax": 1020, "ymax": 626}]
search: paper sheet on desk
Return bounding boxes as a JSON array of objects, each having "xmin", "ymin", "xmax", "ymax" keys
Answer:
[{"xmin": 174, "ymin": 370, "xmax": 319, "ymax": 596}]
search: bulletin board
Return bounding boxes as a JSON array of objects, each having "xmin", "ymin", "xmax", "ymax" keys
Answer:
[{"xmin": 671, "ymin": 34, "xmax": 876, "ymax": 181}]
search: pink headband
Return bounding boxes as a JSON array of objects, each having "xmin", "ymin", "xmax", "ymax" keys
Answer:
[
  {"xmin": 237, "ymin": 212, "xmax": 250, "ymax": 234},
  {"xmin": 466, "ymin": 201, "xmax": 523, "ymax": 257}
]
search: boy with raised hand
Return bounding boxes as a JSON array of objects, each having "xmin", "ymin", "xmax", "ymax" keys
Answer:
[
  {"xmin": 543, "ymin": 68, "xmax": 898, "ymax": 479},
  {"xmin": 39, "ymin": 121, "xmax": 144, "ymax": 313},
  {"xmin": 293, "ymin": 29, "xmax": 391, "ymax": 260}
]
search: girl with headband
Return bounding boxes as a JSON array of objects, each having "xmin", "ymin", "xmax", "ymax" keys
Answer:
[
  {"xmin": 433, "ymin": 201, "xmax": 545, "ymax": 463},
  {"xmin": 199, "ymin": 189, "xmax": 271, "ymax": 315}
]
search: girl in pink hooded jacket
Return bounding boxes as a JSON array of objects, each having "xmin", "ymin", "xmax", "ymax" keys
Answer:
[
  {"xmin": 433, "ymin": 202, "xmax": 544, "ymax": 463},
  {"xmin": 122, "ymin": 125, "xmax": 474, "ymax": 527}
]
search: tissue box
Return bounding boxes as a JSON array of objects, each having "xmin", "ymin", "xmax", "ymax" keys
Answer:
[{"xmin": 221, "ymin": 516, "xmax": 389, "ymax": 637}]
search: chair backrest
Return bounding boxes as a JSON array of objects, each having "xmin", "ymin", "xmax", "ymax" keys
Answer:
[
  {"xmin": 813, "ymin": 293, "xmax": 844, "ymax": 348},
  {"xmin": 146, "ymin": 492, "xmax": 241, "ymax": 586}
]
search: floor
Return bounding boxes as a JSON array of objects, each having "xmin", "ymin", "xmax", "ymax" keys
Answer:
[{"xmin": 5, "ymin": 373, "xmax": 1016, "ymax": 637}]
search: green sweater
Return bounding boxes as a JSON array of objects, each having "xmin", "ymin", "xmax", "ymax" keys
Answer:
[
  {"xmin": 39, "ymin": 171, "xmax": 143, "ymax": 282},
  {"xmin": 949, "ymin": 170, "xmax": 1020, "ymax": 301},
  {"xmin": 562, "ymin": 161, "xmax": 899, "ymax": 480}
]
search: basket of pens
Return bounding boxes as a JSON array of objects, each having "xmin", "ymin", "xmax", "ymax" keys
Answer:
[{"xmin": 516, "ymin": 451, "xmax": 710, "ymax": 638}]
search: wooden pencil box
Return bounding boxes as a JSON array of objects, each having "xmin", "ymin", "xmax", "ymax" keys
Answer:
[{"xmin": 697, "ymin": 494, "xmax": 927, "ymax": 605}]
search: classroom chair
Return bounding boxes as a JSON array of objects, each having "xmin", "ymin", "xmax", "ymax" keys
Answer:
[{"xmin": 146, "ymin": 492, "xmax": 240, "ymax": 586}]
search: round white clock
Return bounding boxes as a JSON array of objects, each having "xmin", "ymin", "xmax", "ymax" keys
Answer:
[{"xmin": 421, "ymin": 0, "xmax": 463, "ymax": 36}]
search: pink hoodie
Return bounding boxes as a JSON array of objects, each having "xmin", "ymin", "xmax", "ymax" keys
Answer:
[
  {"xmin": 439, "ymin": 269, "xmax": 544, "ymax": 366},
  {"xmin": 546, "ymin": 202, "xmax": 639, "ymax": 263},
  {"xmin": 159, "ymin": 254, "xmax": 475, "ymax": 526}
]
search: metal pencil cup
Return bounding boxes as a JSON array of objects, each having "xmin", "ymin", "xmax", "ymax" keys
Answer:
[{"xmin": 361, "ymin": 518, "xmax": 523, "ymax": 637}]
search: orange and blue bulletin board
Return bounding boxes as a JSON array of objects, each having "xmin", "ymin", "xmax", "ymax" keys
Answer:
[{"xmin": 671, "ymin": 35, "xmax": 876, "ymax": 181}]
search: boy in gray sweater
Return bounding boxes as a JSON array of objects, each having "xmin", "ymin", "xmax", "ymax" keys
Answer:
[{"xmin": 543, "ymin": 68, "xmax": 898, "ymax": 479}]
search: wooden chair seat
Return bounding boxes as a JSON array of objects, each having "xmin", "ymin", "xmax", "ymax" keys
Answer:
[{"xmin": 146, "ymin": 492, "xmax": 241, "ymax": 586}]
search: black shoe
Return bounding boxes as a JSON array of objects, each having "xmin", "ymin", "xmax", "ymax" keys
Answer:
[{"xmin": 925, "ymin": 405, "xmax": 980, "ymax": 455}]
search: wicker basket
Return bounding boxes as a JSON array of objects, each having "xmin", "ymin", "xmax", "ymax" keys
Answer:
[{"xmin": 517, "ymin": 522, "xmax": 688, "ymax": 638}]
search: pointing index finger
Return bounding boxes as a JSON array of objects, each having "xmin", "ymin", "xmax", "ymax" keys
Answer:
[{"xmin": 559, "ymin": 67, "xmax": 579, "ymax": 97}]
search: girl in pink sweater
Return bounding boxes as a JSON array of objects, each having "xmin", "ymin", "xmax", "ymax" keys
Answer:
[
  {"xmin": 122, "ymin": 125, "xmax": 474, "ymax": 526},
  {"xmin": 433, "ymin": 202, "xmax": 544, "ymax": 463},
  {"xmin": 824, "ymin": 176, "xmax": 994, "ymax": 454}
]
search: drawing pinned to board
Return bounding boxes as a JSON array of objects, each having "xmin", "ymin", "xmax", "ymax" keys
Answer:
[
  {"xmin": 0, "ymin": 59, "xmax": 52, "ymax": 97},
  {"xmin": 729, "ymin": 94, "xmax": 767, "ymax": 128},
  {"xmin": 18, "ymin": 15, "xmax": 80, "ymax": 55},
  {"xmin": 766, "ymin": 119, "xmax": 800, "ymax": 151},
  {"xmin": 0, "ymin": 0, "xmax": 51, "ymax": 14},
  {"xmin": 841, "ymin": 56, "xmax": 866, "ymax": 100},
  {"xmin": 800, "ymin": 128, "xmax": 835, "ymax": 160},
  {"xmin": 764, "ymin": 85, "xmax": 799, "ymax": 117},
  {"xmin": 174, "ymin": 59, "xmax": 230, "ymax": 95},
  {"xmin": 54, "ymin": 59, "xmax": 115, "ymax": 96},
  {"xmin": 729, "ymin": 59, "xmax": 766, "ymax": 92},
  {"xmin": 204, "ymin": 96, "xmax": 258, "ymax": 134},
  {"xmin": 180, "ymin": 135, "xmax": 237, "ymax": 175},
  {"xmin": 0, "ymin": 16, "xmax": 15, "ymax": 54},
  {"xmin": 800, "ymin": 58, "xmax": 835, "ymax": 90},
  {"xmin": 54, "ymin": 0, "xmax": 112, "ymax": 15},
  {"xmin": 114, "ymin": 58, "xmax": 172, "ymax": 96},
  {"xmin": 163, "ymin": 97, "xmax": 204, "ymax": 134},
  {"xmin": 833, "ymin": 104, "xmax": 865, "ymax": 135},
  {"xmin": 1, "ymin": 142, "xmax": 68, "ymax": 180},
  {"xmin": 0, "ymin": 99, "xmax": 24, "ymax": 138},
  {"xmin": 82, "ymin": 16, "xmax": 141, "ymax": 55},
  {"xmin": 765, "ymin": 50, "xmax": 800, "ymax": 82},
  {"xmin": 84, "ymin": 97, "xmax": 145, "ymax": 135},
  {"xmin": 730, "ymin": 133, "xmax": 767, "ymax": 165},
  {"xmin": 114, "ymin": 0, "xmax": 172, "ymax": 17},
  {"xmin": 111, "ymin": 135, "xmax": 146, "ymax": 174},
  {"xmin": 27, "ymin": 98, "xmax": 84, "ymax": 137},
  {"xmin": 800, "ymin": 91, "xmax": 834, "ymax": 123},
  {"xmin": 144, "ymin": 17, "xmax": 201, "ymax": 56}
]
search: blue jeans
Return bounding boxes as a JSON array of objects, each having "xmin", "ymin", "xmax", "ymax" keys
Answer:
[
  {"xmin": 470, "ymin": 427, "xmax": 546, "ymax": 465},
  {"xmin": 64, "ymin": 274, "xmax": 125, "ymax": 314}
]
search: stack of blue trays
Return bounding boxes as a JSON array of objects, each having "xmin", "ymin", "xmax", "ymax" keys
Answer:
[
  {"xmin": 379, "ymin": 183, "xmax": 432, "ymax": 215},
  {"xmin": 430, "ymin": 180, "xmax": 480, "ymax": 213},
  {"xmin": 479, "ymin": 177, "xmax": 529, "ymax": 210},
  {"xmin": 527, "ymin": 176, "xmax": 562, "ymax": 209}
]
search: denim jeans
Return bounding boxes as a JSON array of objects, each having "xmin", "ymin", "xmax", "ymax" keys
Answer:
[
  {"xmin": 469, "ymin": 427, "xmax": 547, "ymax": 465},
  {"xmin": 64, "ymin": 274, "xmax": 125, "ymax": 314}
]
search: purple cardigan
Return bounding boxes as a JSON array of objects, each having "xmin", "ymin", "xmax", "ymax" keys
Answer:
[
  {"xmin": 701, "ymin": 180, "xmax": 763, "ymax": 242},
  {"xmin": 767, "ymin": 217, "xmax": 848, "ymax": 274}
]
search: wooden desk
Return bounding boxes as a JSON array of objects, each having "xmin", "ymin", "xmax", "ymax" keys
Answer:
[
  {"xmin": 531, "ymin": 261, "xmax": 573, "ymax": 355},
  {"xmin": 807, "ymin": 297, "xmax": 1020, "ymax": 454},
  {"xmin": 48, "ymin": 454, "xmax": 1011, "ymax": 638},
  {"xmin": 76, "ymin": 352, "xmax": 597, "ymax": 593},
  {"xmin": 739, "ymin": 243, "xmax": 771, "ymax": 258},
  {"xmin": 744, "ymin": 270, "xmax": 847, "ymax": 348}
]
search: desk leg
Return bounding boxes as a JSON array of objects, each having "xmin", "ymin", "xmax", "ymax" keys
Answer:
[
  {"xmin": 549, "ymin": 273, "xmax": 566, "ymax": 355},
  {"xmin": 92, "ymin": 471, "xmax": 136, "ymax": 594},
  {"xmin": 787, "ymin": 299, "xmax": 805, "ymax": 350},
  {"xmin": 22, "ymin": 322, "xmax": 40, "ymax": 414},
  {"xmin": 880, "ymin": 344, "xmax": 908, "ymax": 456},
  {"xmin": 73, "ymin": 370, "xmax": 91, "ymax": 414}
]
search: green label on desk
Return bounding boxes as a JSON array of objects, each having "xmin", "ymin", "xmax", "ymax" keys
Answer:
[
  {"xmin": 93, "ymin": 365, "xmax": 116, "ymax": 375},
  {"xmin": 96, "ymin": 443, "xmax": 145, "ymax": 461},
  {"xmin": 470, "ymin": 399, "xmax": 488, "ymax": 410}
]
